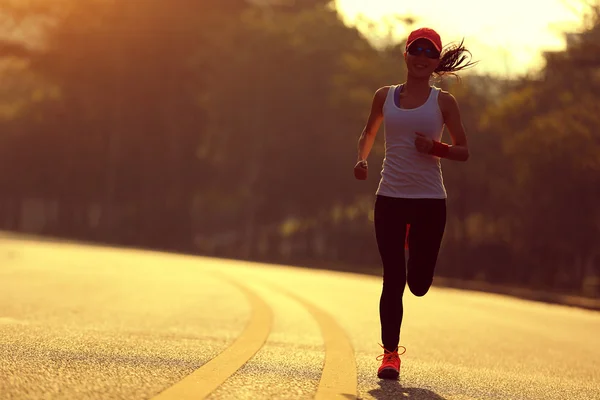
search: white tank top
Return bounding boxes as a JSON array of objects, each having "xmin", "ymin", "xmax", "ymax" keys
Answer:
[{"xmin": 376, "ymin": 84, "xmax": 447, "ymax": 199}]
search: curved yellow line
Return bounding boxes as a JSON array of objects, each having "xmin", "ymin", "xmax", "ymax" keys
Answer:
[
  {"xmin": 271, "ymin": 286, "xmax": 358, "ymax": 400},
  {"xmin": 151, "ymin": 278, "xmax": 273, "ymax": 400}
]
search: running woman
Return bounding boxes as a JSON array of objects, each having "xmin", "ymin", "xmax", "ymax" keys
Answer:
[{"xmin": 353, "ymin": 27, "xmax": 476, "ymax": 380}]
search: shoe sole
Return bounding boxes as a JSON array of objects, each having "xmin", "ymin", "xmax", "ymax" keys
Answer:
[{"xmin": 377, "ymin": 367, "xmax": 399, "ymax": 380}]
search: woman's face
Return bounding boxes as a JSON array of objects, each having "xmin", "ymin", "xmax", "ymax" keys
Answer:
[{"xmin": 404, "ymin": 38, "xmax": 441, "ymax": 79}]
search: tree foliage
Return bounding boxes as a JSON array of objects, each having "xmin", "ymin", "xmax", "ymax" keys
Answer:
[{"xmin": 0, "ymin": 1, "xmax": 598, "ymax": 297}]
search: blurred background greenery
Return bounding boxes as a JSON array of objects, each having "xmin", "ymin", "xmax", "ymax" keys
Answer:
[{"xmin": 1, "ymin": 0, "xmax": 598, "ymax": 299}]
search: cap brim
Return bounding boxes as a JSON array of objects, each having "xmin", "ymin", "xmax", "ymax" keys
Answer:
[{"xmin": 406, "ymin": 37, "xmax": 442, "ymax": 52}]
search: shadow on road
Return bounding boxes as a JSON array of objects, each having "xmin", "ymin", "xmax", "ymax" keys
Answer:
[{"xmin": 368, "ymin": 380, "xmax": 447, "ymax": 400}]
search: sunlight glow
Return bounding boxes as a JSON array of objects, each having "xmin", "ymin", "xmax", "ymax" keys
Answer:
[{"xmin": 335, "ymin": 0, "xmax": 587, "ymax": 76}]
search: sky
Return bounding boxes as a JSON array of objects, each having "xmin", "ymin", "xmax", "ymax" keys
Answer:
[{"xmin": 335, "ymin": 0, "xmax": 588, "ymax": 77}]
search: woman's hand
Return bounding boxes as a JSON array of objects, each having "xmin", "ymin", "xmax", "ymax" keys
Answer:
[
  {"xmin": 354, "ymin": 160, "xmax": 368, "ymax": 180},
  {"xmin": 414, "ymin": 132, "xmax": 433, "ymax": 154}
]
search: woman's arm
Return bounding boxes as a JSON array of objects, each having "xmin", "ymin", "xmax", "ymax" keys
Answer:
[
  {"xmin": 415, "ymin": 91, "xmax": 470, "ymax": 161},
  {"xmin": 357, "ymin": 86, "xmax": 389, "ymax": 161},
  {"xmin": 440, "ymin": 91, "xmax": 470, "ymax": 161}
]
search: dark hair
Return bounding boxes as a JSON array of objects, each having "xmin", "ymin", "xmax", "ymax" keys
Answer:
[{"xmin": 434, "ymin": 39, "xmax": 477, "ymax": 77}]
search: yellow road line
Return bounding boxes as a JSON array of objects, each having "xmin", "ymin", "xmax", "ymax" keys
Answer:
[
  {"xmin": 151, "ymin": 278, "xmax": 273, "ymax": 400},
  {"xmin": 270, "ymin": 285, "xmax": 358, "ymax": 400}
]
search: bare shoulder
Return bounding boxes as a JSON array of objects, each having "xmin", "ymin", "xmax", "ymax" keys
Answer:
[
  {"xmin": 437, "ymin": 89, "xmax": 461, "ymax": 117},
  {"xmin": 369, "ymin": 86, "xmax": 392, "ymax": 114},
  {"xmin": 374, "ymin": 86, "xmax": 392, "ymax": 102},
  {"xmin": 438, "ymin": 89, "xmax": 459, "ymax": 109}
]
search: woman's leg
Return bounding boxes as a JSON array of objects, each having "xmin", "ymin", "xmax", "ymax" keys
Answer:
[
  {"xmin": 406, "ymin": 199, "xmax": 447, "ymax": 297},
  {"xmin": 374, "ymin": 195, "xmax": 409, "ymax": 351}
]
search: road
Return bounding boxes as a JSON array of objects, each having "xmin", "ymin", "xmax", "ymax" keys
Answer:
[{"xmin": 0, "ymin": 236, "xmax": 599, "ymax": 400}]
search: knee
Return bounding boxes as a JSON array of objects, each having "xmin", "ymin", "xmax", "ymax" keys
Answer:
[
  {"xmin": 407, "ymin": 279, "xmax": 432, "ymax": 297},
  {"xmin": 382, "ymin": 276, "xmax": 407, "ymax": 293},
  {"xmin": 382, "ymin": 267, "xmax": 406, "ymax": 286},
  {"xmin": 382, "ymin": 273, "xmax": 407, "ymax": 296}
]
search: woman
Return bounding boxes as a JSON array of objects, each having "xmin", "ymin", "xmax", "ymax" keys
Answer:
[{"xmin": 353, "ymin": 27, "xmax": 475, "ymax": 380}]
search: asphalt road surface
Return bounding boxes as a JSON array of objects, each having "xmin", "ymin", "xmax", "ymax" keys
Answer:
[{"xmin": 1, "ymin": 235, "xmax": 599, "ymax": 400}]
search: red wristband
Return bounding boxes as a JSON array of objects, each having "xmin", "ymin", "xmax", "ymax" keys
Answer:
[{"xmin": 429, "ymin": 140, "xmax": 450, "ymax": 158}]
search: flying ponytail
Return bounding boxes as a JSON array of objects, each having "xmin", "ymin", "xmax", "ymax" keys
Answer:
[{"xmin": 434, "ymin": 39, "xmax": 478, "ymax": 77}]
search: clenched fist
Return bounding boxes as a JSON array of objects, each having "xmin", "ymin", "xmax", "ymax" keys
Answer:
[
  {"xmin": 354, "ymin": 160, "xmax": 368, "ymax": 180},
  {"xmin": 414, "ymin": 132, "xmax": 433, "ymax": 154}
]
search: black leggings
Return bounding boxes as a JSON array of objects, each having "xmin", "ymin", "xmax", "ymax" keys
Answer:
[{"xmin": 374, "ymin": 195, "xmax": 446, "ymax": 351}]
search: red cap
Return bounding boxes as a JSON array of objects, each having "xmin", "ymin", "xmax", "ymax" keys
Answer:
[{"xmin": 406, "ymin": 28, "xmax": 442, "ymax": 52}]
